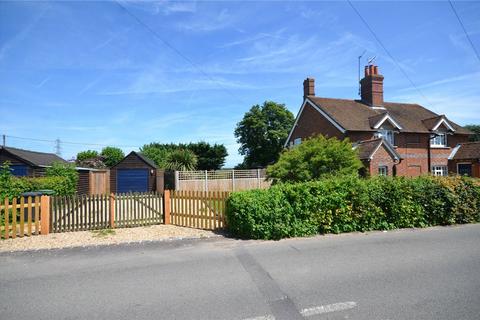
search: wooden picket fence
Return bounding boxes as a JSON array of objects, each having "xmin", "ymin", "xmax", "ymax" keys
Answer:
[
  {"xmin": 2, "ymin": 190, "xmax": 229, "ymax": 239},
  {"xmin": 50, "ymin": 192, "xmax": 164, "ymax": 232},
  {"xmin": 170, "ymin": 190, "xmax": 229, "ymax": 230},
  {"xmin": 0, "ymin": 196, "xmax": 47, "ymax": 239},
  {"xmin": 50, "ymin": 194, "xmax": 111, "ymax": 233},
  {"xmin": 115, "ymin": 192, "xmax": 163, "ymax": 228}
]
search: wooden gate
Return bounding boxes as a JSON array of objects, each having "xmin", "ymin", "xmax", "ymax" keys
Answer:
[
  {"xmin": 89, "ymin": 170, "xmax": 110, "ymax": 195},
  {"xmin": 50, "ymin": 192, "xmax": 164, "ymax": 232},
  {"xmin": 170, "ymin": 190, "xmax": 228, "ymax": 230},
  {"xmin": 115, "ymin": 192, "xmax": 163, "ymax": 228}
]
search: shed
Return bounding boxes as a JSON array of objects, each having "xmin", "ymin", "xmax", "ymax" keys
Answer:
[
  {"xmin": 76, "ymin": 168, "xmax": 110, "ymax": 195},
  {"xmin": 0, "ymin": 146, "xmax": 68, "ymax": 177},
  {"xmin": 110, "ymin": 151, "xmax": 164, "ymax": 193}
]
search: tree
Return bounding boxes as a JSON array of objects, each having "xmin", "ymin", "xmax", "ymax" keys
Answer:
[
  {"xmin": 164, "ymin": 149, "xmax": 198, "ymax": 171},
  {"xmin": 186, "ymin": 142, "xmax": 227, "ymax": 170},
  {"xmin": 101, "ymin": 146, "xmax": 125, "ymax": 167},
  {"xmin": 465, "ymin": 125, "xmax": 480, "ymax": 142},
  {"xmin": 140, "ymin": 142, "xmax": 227, "ymax": 170},
  {"xmin": 266, "ymin": 135, "xmax": 363, "ymax": 184},
  {"xmin": 235, "ymin": 101, "xmax": 294, "ymax": 168},
  {"xmin": 76, "ymin": 150, "xmax": 98, "ymax": 162}
]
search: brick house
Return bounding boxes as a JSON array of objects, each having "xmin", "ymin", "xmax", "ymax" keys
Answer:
[
  {"xmin": 285, "ymin": 64, "xmax": 474, "ymax": 177},
  {"xmin": 448, "ymin": 141, "xmax": 480, "ymax": 177}
]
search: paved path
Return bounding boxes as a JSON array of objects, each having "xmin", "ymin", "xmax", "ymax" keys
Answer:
[{"xmin": 1, "ymin": 224, "xmax": 480, "ymax": 319}]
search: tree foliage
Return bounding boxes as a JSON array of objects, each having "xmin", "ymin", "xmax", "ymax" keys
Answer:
[
  {"xmin": 140, "ymin": 141, "xmax": 227, "ymax": 170},
  {"xmin": 100, "ymin": 146, "xmax": 125, "ymax": 167},
  {"xmin": 186, "ymin": 142, "xmax": 227, "ymax": 170},
  {"xmin": 76, "ymin": 150, "xmax": 99, "ymax": 162},
  {"xmin": 234, "ymin": 101, "xmax": 294, "ymax": 168},
  {"xmin": 465, "ymin": 124, "xmax": 480, "ymax": 142},
  {"xmin": 266, "ymin": 135, "xmax": 363, "ymax": 183}
]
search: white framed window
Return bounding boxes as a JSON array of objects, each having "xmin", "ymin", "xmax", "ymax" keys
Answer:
[
  {"xmin": 376, "ymin": 129, "xmax": 395, "ymax": 145},
  {"xmin": 432, "ymin": 165, "xmax": 448, "ymax": 176},
  {"xmin": 294, "ymin": 138, "xmax": 302, "ymax": 145},
  {"xmin": 430, "ymin": 133, "xmax": 447, "ymax": 147},
  {"xmin": 378, "ymin": 166, "xmax": 388, "ymax": 176}
]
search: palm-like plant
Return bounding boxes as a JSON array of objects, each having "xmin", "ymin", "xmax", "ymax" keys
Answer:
[{"xmin": 164, "ymin": 149, "xmax": 198, "ymax": 171}]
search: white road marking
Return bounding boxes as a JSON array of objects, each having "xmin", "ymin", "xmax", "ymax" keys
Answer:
[
  {"xmin": 300, "ymin": 301, "xmax": 357, "ymax": 317},
  {"xmin": 243, "ymin": 315, "xmax": 275, "ymax": 320}
]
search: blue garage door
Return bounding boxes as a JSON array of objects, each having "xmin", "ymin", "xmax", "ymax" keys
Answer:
[
  {"xmin": 10, "ymin": 165, "xmax": 28, "ymax": 176},
  {"xmin": 117, "ymin": 169, "xmax": 149, "ymax": 193}
]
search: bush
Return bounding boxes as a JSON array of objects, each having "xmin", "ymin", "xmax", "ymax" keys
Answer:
[
  {"xmin": 24, "ymin": 176, "xmax": 75, "ymax": 196},
  {"xmin": 45, "ymin": 162, "xmax": 78, "ymax": 195},
  {"xmin": 0, "ymin": 162, "xmax": 78, "ymax": 198},
  {"xmin": 266, "ymin": 135, "xmax": 363, "ymax": 184},
  {"xmin": 226, "ymin": 176, "xmax": 480, "ymax": 240}
]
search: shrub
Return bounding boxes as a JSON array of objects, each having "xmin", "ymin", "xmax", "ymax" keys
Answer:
[
  {"xmin": 45, "ymin": 162, "xmax": 78, "ymax": 195},
  {"xmin": 226, "ymin": 176, "xmax": 480, "ymax": 240},
  {"xmin": 266, "ymin": 135, "xmax": 363, "ymax": 184},
  {"xmin": 24, "ymin": 176, "xmax": 75, "ymax": 196}
]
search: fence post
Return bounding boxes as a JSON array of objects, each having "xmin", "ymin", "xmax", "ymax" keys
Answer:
[
  {"xmin": 109, "ymin": 193, "xmax": 115, "ymax": 229},
  {"xmin": 204, "ymin": 170, "xmax": 208, "ymax": 192},
  {"xmin": 175, "ymin": 171, "xmax": 179, "ymax": 190},
  {"xmin": 232, "ymin": 170, "xmax": 235, "ymax": 191},
  {"xmin": 40, "ymin": 195, "xmax": 50, "ymax": 235},
  {"xmin": 164, "ymin": 190, "xmax": 171, "ymax": 225},
  {"xmin": 257, "ymin": 168, "xmax": 260, "ymax": 189}
]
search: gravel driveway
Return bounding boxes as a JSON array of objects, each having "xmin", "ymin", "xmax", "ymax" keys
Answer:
[{"xmin": 0, "ymin": 225, "xmax": 220, "ymax": 252}]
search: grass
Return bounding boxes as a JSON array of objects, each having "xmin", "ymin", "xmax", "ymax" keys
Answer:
[{"xmin": 91, "ymin": 228, "xmax": 116, "ymax": 238}]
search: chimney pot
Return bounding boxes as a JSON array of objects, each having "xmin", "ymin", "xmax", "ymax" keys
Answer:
[
  {"xmin": 373, "ymin": 66, "xmax": 378, "ymax": 74},
  {"xmin": 364, "ymin": 66, "xmax": 369, "ymax": 77},
  {"xmin": 303, "ymin": 78, "xmax": 315, "ymax": 98}
]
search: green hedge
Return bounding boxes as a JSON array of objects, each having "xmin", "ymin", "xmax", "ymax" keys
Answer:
[
  {"xmin": 226, "ymin": 176, "xmax": 480, "ymax": 240},
  {"xmin": 0, "ymin": 162, "xmax": 78, "ymax": 199}
]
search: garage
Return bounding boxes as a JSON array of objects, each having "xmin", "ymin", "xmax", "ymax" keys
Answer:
[
  {"xmin": 117, "ymin": 169, "xmax": 148, "ymax": 193},
  {"xmin": 109, "ymin": 151, "xmax": 164, "ymax": 194}
]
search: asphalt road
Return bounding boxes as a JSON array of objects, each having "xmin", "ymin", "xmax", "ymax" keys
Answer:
[{"xmin": 1, "ymin": 224, "xmax": 480, "ymax": 320}]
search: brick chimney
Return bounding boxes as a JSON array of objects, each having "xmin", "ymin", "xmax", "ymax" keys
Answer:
[
  {"xmin": 303, "ymin": 78, "xmax": 315, "ymax": 99},
  {"xmin": 360, "ymin": 64, "xmax": 384, "ymax": 107}
]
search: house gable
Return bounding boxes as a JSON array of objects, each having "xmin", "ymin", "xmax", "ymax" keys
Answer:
[{"xmin": 285, "ymin": 99, "xmax": 346, "ymax": 147}]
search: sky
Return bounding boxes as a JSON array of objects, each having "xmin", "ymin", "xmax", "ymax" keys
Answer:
[{"xmin": 1, "ymin": 0, "xmax": 479, "ymax": 167}]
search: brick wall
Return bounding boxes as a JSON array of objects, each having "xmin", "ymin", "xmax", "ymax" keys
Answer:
[
  {"xmin": 369, "ymin": 144, "xmax": 396, "ymax": 176},
  {"xmin": 288, "ymin": 102, "xmax": 344, "ymax": 144},
  {"xmin": 448, "ymin": 159, "xmax": 480, "ymax": 178}
]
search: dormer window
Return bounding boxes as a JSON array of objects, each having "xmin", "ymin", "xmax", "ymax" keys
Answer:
[
  {"xmin": 430, "ymin": 132, "xmax": 447, "ymax": 147},
  {"xmin": 376, "ymin": 129, "xmax": 395, "ymax": 145}
]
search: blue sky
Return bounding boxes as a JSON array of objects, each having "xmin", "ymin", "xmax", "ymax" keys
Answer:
[{"xmin": 1, "ymin": 1, "xmax": 479, "ymax": 167}]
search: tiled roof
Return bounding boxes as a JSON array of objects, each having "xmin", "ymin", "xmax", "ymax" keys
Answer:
[
  {"xmin": 1, "ymin": 146, "xmax": 67, "ymax": 167},
  {"xmin": 450, "ymin": 142, "xmax": 480, "ymax": 160},
  {"xmin": 354, "ymin": 138, "xmax": 401, "ymax": 161},
  {"xmin": 308, "ymin": 97, "xmax": 471, "ymax": 134}
]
